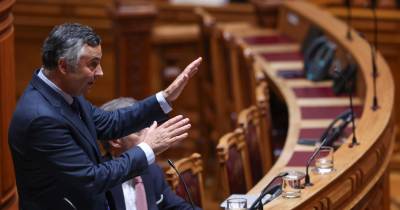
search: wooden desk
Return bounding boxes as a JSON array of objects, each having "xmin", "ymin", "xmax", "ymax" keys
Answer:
[{"xmin": 227, "ymin": 2, "xmax": 395, "ymax": 209}]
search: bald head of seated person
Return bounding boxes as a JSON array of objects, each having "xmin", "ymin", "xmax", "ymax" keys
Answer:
[
  {"xmin": 8, "ymin": 23, "xmax": 202, "ymax": 210},
  {"xmin": 99, "ymin": 97, "xmax": 202, "ymax": 210}
]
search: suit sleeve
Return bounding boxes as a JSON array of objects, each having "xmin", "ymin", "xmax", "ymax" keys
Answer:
[
  {"xmin": 28, "ymin": 116, "xmax": 149, "ymax": 195},
  {"xmin": 89, "ymin": 95, "xmax": 168, "ymax": 141},
  {"xmin": 155, "ymin": 166, "xmax": 202, "ymax": 210}
]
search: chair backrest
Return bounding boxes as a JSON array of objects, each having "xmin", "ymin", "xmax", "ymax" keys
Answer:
[
  {"xmin": 255, "ymin": 80, "xmax": 274, "ymax": 160},
  {"xmin": 208, "ymin": 21, "xmax": 238, "ymax": 139},
  {"xmin": 217, "ymin": 129, "xmax": 253, "ymax": 197},
  {"xmin": 237, "ymin": 102, "xmax": 273, "ymax": 184},
  {"xmin": 229, "ymin": 38, "xmax": 258, "ymax": 114},
  {"xmin": 165, "ymin": 153, "xmax": 205, "ymax": 208}
]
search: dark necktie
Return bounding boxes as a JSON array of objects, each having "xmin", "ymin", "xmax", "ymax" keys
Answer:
[{"xmin": 71, "ymin": 97, "xmax": 81, "ymax": 118}]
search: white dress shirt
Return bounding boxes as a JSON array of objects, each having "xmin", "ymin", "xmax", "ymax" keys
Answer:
[{"xmin": 121, "ymin": 179, "xmax": 137, "ymax": 210}]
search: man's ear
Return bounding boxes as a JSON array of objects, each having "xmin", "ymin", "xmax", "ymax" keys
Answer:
[
  {"xmin": 109, "ymin": 139, "xmax": 122, "ymax": 148},
  {"xmin": 57, "ymin": 59, "xmax": 68, "ymax": 74}
]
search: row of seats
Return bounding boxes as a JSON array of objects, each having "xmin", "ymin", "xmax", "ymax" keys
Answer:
[
  {"xmin": 169, "ymin": 1, "xmax": 394, "ymax": 209},
  {"xmin": 160, "ymin": 10, "xmax": 278, "ymax": 207},
  {"xmin": 193, "ymin": 7, "xmax": 279, "ymax": 202},
  {"xmin": 166, "ymin": 2, "xmax": 362, "ymax": 207}
]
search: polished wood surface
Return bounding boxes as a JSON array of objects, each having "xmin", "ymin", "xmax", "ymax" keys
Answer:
[
  {"xmin": 251, "ymin": 3, "xmax": 400, "ymax": 157},
  {"xmin": 154, "ymin": 1, "xmax": 256, "ymax": 25},
  {"xmin": 0, "ymin": 0, "xmax": 18, "ymax": 209},
  {"xmin": 324, "ymin": 6, "xmax": 400, "ymax": 169},
  {"xmin": 4, "ymin": 1, "xmax": 398, "ymax": 209},
  {"xmin": 240, "ymin": 2, "xmax": 395, "ymax": 209},
  {"xmin": 110, "ymin": 1, "xmax": 157, "ymax": 100},
  {"xmin": 12, "ymin": 0, "xmax": 116, "ymax": 105}
]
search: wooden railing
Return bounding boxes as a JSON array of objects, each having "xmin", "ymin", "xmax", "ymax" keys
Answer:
[{"xmin": 240, "ymin": 2, "xmax": 395, "ymax": 209}]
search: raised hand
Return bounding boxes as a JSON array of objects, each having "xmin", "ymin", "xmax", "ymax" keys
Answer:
[
  {"xmin": 141, "ymin": 115, "xmax": 191, "ymax": 155},
  {"xmin": 163, "ymin": 57, "xmax": 202, "ymax": 103}
]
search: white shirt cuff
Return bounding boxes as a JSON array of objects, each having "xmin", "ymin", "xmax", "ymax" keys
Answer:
[
  {"xmin": 137, "ymin": 142, "xmax": 155, "ymax": 165},
  {"xmin": 156, "ymin": 92, "xmax": 172, "ymax": 113}
]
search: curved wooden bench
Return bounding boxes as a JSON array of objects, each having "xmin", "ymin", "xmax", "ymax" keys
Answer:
[{"xmin": 222, "ymin": 1, "xmax": 394, "ymax": 209}]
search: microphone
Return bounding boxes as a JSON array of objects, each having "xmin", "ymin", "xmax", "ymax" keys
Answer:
[
  {"xmin": 63, "ymin": 197, "xmax": 77, "ymax": 210},
  {"xmin": 332, "ymin": 67, "xmax": 359, "ymax": 147},
  {"xmin": 167, "ymin": 159, "xmax": 195, "ymax": 210},
  {"xmin": 298, "ymin": 108, "xmax": 349, "ymax": 146},
  {"xmin": 345, "ymin": 0, "xmax": 353, "ymax": 40},
  {"xmin": 324, "ymin": 116, "xmax": 352, "ymax": 148},
  {"xmin": 264, "ymin": 185, "xmax": 283, "ymax": 203},
  {"xmin": 304, "ymin": 135, "xmax": 332, "ymax": 186},
  {"xmin": 249, "ymin": 172, "xmax": 288, "ymax": 210},
  {"xmin": 303, "ymin": 109, "xmax": 352, "ymax": 187},
  {"xmin": 318, "ymin": 109, "xmax": 352, "ymax": 144}
]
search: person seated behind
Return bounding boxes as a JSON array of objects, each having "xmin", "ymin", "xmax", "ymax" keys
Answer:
[{"xmin": 100, "ymin": 97, "xmax": 201, "ymax": 210}]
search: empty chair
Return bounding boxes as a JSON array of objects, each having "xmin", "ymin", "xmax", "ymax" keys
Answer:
[
  {"xmin": 237, "ymin": 103, "xmax": 273, "ymax": 184},
  {"xmin": 255, "ymin": 80, "xmax": 274, "ymax": 163},
  {"xmin": 228, "ymin": 36, "xmax": 260, "ymax": 115},
  {"xmin": 165, "ymin": 153, "xmax": 205, "ymax": 208},
  {"xmin": 217, "ymin": 130, "xmax": 253, "ymax": 197},
  {"xmin": 208, "ymin": 19, "xmax": 241, "ymax": 139}
]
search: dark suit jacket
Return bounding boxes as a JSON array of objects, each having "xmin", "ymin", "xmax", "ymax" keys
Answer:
[
  {"xmin": 109, "ymin": 164, "xmax": 201, "ymax": 210},
  {"xmin": 8, "ymin": 71, "xmax": 168, "ymax": 210}
]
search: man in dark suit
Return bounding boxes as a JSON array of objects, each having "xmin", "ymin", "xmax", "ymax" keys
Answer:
[
  {"xmin": 8, "ymin": 23, "xmax": 202, "ymax": 210},
  {"xmin": 100, "ymin": 97, "xmax": 201, "ymax": 210}
]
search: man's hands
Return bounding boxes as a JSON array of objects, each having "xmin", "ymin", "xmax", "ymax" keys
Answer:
[
  {"xmin": 141, "ymin": 115, "xmax": 191, "ymax": 155},
  {"xmin": 142, "ymin": 57, "xmax": 201, "ymax": 155},
  {"xmin": 162, "ymin": 57, "xmax": 202, "ymax": 103}
]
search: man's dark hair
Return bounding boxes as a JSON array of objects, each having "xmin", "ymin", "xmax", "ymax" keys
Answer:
[{"xmin": 41, "ymin": 23, "xmax": 101, "ymax": 70}]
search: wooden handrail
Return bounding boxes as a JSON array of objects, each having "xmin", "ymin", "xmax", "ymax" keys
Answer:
[{"xmin": 244, "ymin": 1, "xmax": 394, "ymax": 209}]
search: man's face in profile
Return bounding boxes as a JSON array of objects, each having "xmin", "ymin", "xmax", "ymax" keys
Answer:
[{"xmin": 64, "ymin": 44, "xmax": 103, "ymax": 96}]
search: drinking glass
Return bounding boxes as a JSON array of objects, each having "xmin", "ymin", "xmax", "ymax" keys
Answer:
[
  {"xmin": 314, "ymin": 146, "xmax": 335, "ymax": 174},
  {"xmin": 225, "ymin": 198, "xmax": 247, "ymax": 210},
  {"xmin": 281, "ymin": 173, "xmax": 302, "ymax": 198}
]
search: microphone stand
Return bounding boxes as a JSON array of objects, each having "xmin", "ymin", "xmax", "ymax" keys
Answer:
[
  {"xmin": 167, "ymin": 159, "xmax": 195, "ymax": 210},
  {"xmin": 304, "ymin": 109, "xmax": 354, "ymax": 186},
  {"xmin": 304, "ymin": 135, "xmax": 331, "ymax": 186},
  {"xmin": 347, "ymin": 73, "xmax": 359, "ymax": 148},
  {"xmin": 249, "ymin": 172, "xmax": 288, "ymax": 210},
  {"xmin": 345, "ymin": 0, "xmax": 353, "ymax": 40},
  {"xmin": 304, "ymin": 107, "xmax": 349, "ymax": 186},
  {"xmin": 371, "ymin": 0, "xmax": 380, "ymax": 111},
  {"xmin": 333, "ymin": 67, "xmax": 359, "ymax": 147}
]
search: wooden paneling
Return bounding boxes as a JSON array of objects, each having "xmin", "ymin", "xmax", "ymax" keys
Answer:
[
  {"xmin": 250, "ymin": 0, "xmax": 283, "ymax": 28},
  {"xmin": 110, "ymin": 1, "xmax": 157, "ymax": 100},
  {"xmin": 0, "ymin": 0, "xmax": 18, "ymax": 209},
  {"xmin": 154, "ymin": 1, "xmax": 257, "ymax": 25},
  {"xmin": 150, "ymin": 24, "xmax": 204, "ymax": 159},
  {"xmin": 12, "ymin": 0, "xmax": 115, "ymax": 105}
]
